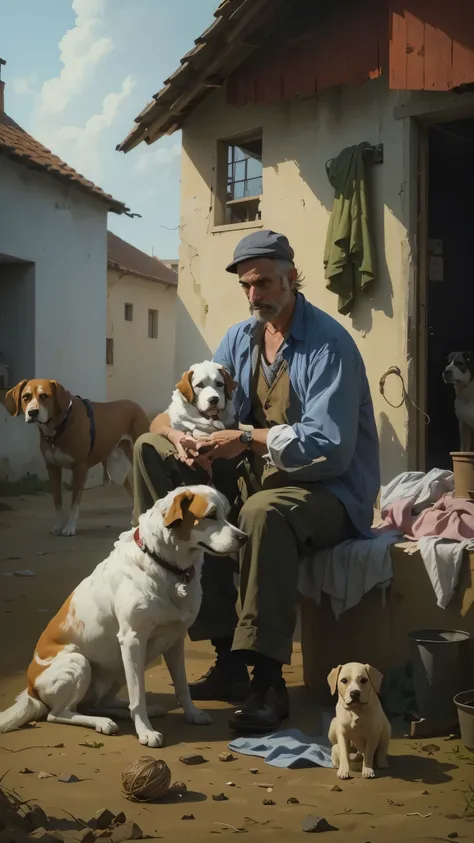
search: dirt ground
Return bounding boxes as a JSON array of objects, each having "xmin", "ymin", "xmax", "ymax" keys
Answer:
[{"xmin": 1, "ymin": 486, "xmax": 474, "ymax": 842}]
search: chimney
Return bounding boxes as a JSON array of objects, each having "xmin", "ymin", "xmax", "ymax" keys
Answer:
[{"xmin": 0, "ymin": 58, "xmax": 5, "ymax": 114}]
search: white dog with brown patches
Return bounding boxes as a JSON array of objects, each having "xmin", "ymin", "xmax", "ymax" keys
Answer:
[
  {"xmin": 327, "ymin": 662, "xmax": 391, "ymax": 779},
  {"xmin": 168, "ymin": 361, "xmax": 237, "ymax": 438},
  {"xmin": 0, "ymin": 485, "xmax": 246, "ymax": 747}
]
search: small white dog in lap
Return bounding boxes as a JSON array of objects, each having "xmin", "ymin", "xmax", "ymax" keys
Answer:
[
  {"xmin": 0, "ymin": 485, "xmax": 247, "ymax": 747},
  {"xmin": 327, "ymin": 662, "xmax": 391, "ymax": 779},
  {"xmin": 168, "ymin": 361, "xmax": 237, "ymax": 439}
]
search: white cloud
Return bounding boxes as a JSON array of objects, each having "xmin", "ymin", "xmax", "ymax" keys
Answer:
[
  {"xmin": 134, "ymin": 140, "xmax": 181, "ymax": 174},
  {"xmin": 11, "ymin": 75, "xmax": 37, "ymax": 95},
  {"xmin": 43, "ymin": 74, "xmax": 136, "ymax": 181},
  {"xmin": 37, "ymin": 0, "xmax": 112, "ymax": 117}
]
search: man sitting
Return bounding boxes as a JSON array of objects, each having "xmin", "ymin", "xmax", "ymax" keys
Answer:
[{"xmin": 133, "ymin": 230, "xmax": 380, "ymax": 734}]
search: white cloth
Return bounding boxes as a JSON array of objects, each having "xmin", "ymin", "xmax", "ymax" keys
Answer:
[
  {"xmin": 380, "ymin": 468, "xmax": 454, "ymax": 514},
  {"xmin": 298, "ymin": 531, "xmax": 397, "ymax": 619},
  {"xmin": 417, "ymin": 536, "xmax": 472, "ymax": 609},
  {"xmin": 299, "ymin": 468, "xmax": 465, "ymax": 617}
]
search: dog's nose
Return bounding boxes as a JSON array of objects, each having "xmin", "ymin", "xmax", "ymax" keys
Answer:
[
  {"xmin": 28, "ymin": 408, "xmax": 39, "ymax": 418},
  {"xmin": 349, "ymin": 689, "xmax": 361, "ymax": 701},
  {"xmin": 208, "ymin": 396, "xmax": 219, "ymax": 405}
]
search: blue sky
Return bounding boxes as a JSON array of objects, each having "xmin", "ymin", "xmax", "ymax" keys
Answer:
[{"xmin": 0, "ymin": 0, "xmax": 218, "ymax": 259}]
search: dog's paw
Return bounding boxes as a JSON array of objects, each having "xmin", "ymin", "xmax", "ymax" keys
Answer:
[
  {"xmin": 61, "ymin": 524, "xmax": 76, "ymax": 537},
  {"xmin": 337, "ymin": 767, "xmax": 351, "ymax": 780},
  {"xmin": 138, "ymin": 729, "xmax": 164, "ymax": 748},
  {"xmin": 95, "ymin": 717, "xmax": 118, "ymax": 735},
  {"xmin": 362, "ymin": 766, "xmax": 375, "ymax": 779},
  {"xmin": 184, "ymin": 707, "xmax": 212, "ymax": 726},
  {"xmin": 52, "ymin": 524, "xmax": 63, "ymax": 535}
]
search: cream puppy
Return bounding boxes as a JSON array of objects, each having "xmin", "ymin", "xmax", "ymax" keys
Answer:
[{"xmin": 328, "ymin": 662, "xmax": 391, "ymax": 779}]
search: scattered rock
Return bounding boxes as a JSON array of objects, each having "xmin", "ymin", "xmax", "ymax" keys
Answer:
[
  {"xmin": 29, "ymin": 830, "xmax": 63, "ymax": 843},
  {"xmin": 110, "ymin": 822, "xmax": 142, "ymax": 843},
  {"xmin": 77, "ymin": 831, "xmax": 95, "ymax": 843},
  {"xmin": 22, "ymin": 806, "xmax": 48, "ymax": 831},
  {"xmin": 19, "ymin": 769, "xmax": 34, "ymax": 776},
  {"xmin": 37, "ymin": 772, "xmax": 55, "ymax": 780},
  {"xmin": 57, "ymin": 773, "xmax": 79, "ymax": 783},
  {"xmin": 113, "ymin": 814, "xmax": 126, "ymax": 826},
  {"xmin": 249, "ymin": 768, "xmax": 258, "ymax": 774},
  {"xmin": 262, "ymin": 799, "xmax": 276, "ymax": 806},
  {"xmin": 302, "ymin": 816, "xmax": 338, "ymax": 833},
  {"xmin": 179, "ymin": 754, "xmax": 206, "ymax": 766},
  {"xmin": 0, "ymin": 830, "xmax": 30, "ymax": 843},
  {"xmin": 169, "ymin": 781, "xmax": 187, "ymax": 793},
  {"xmin": 218, "ymin": 752, "xmax": 234, "ymax": 762},
  {"xmin": 212, "ymin": 794, "xmax": 228, "ymax": 802},
  {"xmin": 287, "ymin": 797, "xmax": 299, "ymax": 804},
  {"xmin": 88, "ymin": 810, "xmax": 115, "ymax": 831},
  {"xmin": 421, "ymin": 790, "xmax": 429, "ymax": 796},
  {"xmin": 448, "ymin": 834, "xmax": 459, "ymax": 839},
  {"xmin": 181, "ymin": 815, "xmax": 194, "ymax": 821},
  {"xmin": 225, "ymin": 782, "xmax": 236, "ymax": 787},
  {"xmin": 330, "ymin": 784, "xmax": 342, "ymax": 792},
  {"xmin": 13, "ymin": 570, "xmax": 36, "ymax": 578},
  {"xmin": 421, "ymin": 744, "xmax": 440, "ymax": 754}
]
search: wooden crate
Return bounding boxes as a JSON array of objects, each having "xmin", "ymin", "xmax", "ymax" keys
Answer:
[{"xmin": 301, "ymin": 544, "xmax": 474, "ymax": 703}]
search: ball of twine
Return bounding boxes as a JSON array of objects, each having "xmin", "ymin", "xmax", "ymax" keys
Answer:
[{"xmin": 122, "ymin": 756, "xmax": 171, "ymax": 802}]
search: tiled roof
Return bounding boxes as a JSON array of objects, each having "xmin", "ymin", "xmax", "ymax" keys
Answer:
[
  {"xmin": 0, "ymin": 110, "xmax": 128, "ymax": 214},
  {"xmin": 107, "ymin": 231, "xmax": 178, "ymax": 285},
  {"xmin": 117, "ymin": 0, "xmax": 280, "ymax": 153}
]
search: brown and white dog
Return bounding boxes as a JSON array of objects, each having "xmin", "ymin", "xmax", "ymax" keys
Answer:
[
  {"xmin": 443, "ymin": 351, "xmax": 474, "ymax": 450},
  {"xmin": 167, "ymin": 361, "xmax": 237, "ymax": 439},
  {"xmin": 5, "ymin": 379, "xmax": 149, "ymax": 537},
  {"xmin": 0, "ymin": 485, "xmax": 246, "ymax": 746}
]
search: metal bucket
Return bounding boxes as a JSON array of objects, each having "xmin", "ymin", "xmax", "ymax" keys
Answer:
[
  {"xmin": 407, "ymin": 629, "xmax": 470, "ymax": 720},
  {"xmin": 454, "ymin": 690, "xmax": 474, "ymax": 751}
]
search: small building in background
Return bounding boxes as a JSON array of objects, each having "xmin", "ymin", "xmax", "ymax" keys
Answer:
[{"xmin": 107, "ymin": 231, "xmax": 178, "ymax": 418}]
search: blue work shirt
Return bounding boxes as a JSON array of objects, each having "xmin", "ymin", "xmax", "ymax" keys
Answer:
[{"xmin": 213, "ymin": 292, "xmax": 379, "ymax": 536}]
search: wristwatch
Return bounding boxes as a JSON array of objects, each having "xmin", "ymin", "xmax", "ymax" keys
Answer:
[{"xmin": 239, "ymin": 429, "xmax": 253, "ymax": 449}]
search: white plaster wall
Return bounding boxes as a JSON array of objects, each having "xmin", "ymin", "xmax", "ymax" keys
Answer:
[
  {"xmin": 0, "ymin": 159, "xmax": 108, "ymax": 482},
  {"xmin": 177, "ymin": 76, "xmax": 412, "ymax": 484},
  {"xmin": 106, "ymin": 268, "xmax": 177, "ymax": 417}
]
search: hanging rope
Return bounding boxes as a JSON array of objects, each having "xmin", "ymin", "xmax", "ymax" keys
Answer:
[{"xmin": 379, "ymin": 366, "xmax": 430, "ymax": 424}]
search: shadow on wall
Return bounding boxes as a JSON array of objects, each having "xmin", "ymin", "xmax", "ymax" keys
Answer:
[
  {"xmin": 379, "ymin": 411, "xmax": 406, "ymax": 486},
  {"xmin": 174, "ymin": 296, "xmax": 212, "ymax": 380},
  {"xmin": 271, "ymin": 82, "xmax": 400, "ymax": 336}
]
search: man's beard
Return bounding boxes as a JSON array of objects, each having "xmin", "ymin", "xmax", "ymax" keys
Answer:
[
  {"xmin": 249, "ymin": 302, "xmax": 280, "ymax": 323},
  {"xmin": 249, "ymin": 280, "xmax": 293, "ymax": 323}
]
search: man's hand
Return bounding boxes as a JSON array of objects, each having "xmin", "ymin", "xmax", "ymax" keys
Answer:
[
  {"xmin": 197, "ymin": 429, "xmax": 246, "ymax": 461},
  {"xmin": 167, "ymin": 430, "xmax": 199, "ymax": 467}
]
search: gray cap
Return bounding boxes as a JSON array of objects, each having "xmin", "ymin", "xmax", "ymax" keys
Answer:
[{"xmin": 225, "ymin": 229, "xmax": 294, "ymax": 273}]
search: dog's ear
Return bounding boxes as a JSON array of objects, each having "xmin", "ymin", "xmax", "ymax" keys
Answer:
[
  {"xmin": 163, "ymin": 490, "xmax": 213, "ymax": 527},
  {"xmin": 176, "ymin": 370, "xmax": 194, "ymax": 403},
  {"xmin": 5, "ymin": 380, "xmax": 28, "ymax": 417},
  {"xmin": 327, "ymin": 666, "xmax": 341, "ymax": 696},
  {"xmin": 49, "ymin": 380, "xmax": 71, "ymax": 414},
  {"xmin": 365, "ymin": 664, "xmax": 383, "ymax": 694},
  {"xmin": 219, "ymin": 367, "xmax": 238, "ymax": 401},
  {"xmin": 163, "ymin": 491, "xmax": 214, "ymax": 528}
]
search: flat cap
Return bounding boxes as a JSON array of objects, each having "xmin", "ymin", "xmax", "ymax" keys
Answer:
[{"xmin": 225, "ymin": 229, "xmax": 294, "ymax": 273}]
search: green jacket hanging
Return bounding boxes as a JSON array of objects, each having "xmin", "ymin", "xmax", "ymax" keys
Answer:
[{"xmin": 323, "ymin": 142, "xmax": 376, "ymax": 316}]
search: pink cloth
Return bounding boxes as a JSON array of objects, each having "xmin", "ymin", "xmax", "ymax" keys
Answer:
[{"xmin": 380, "ymin": 493, "xmax": 474, "ymax": 542}]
